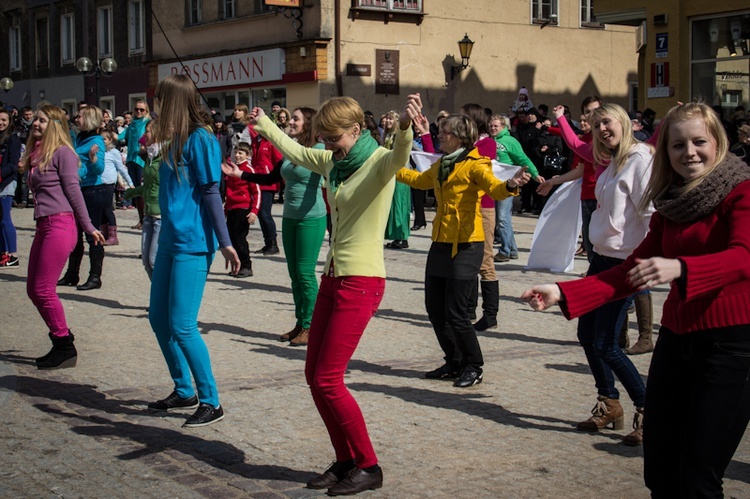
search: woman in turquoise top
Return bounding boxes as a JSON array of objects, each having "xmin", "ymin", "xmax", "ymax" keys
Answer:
[
  {"xmin": 224, "ymin": 107, "xmax": 326, "ymax": 346},
  {"xmin": 118, "ymin": 99, "xmax": 150, "ymax": 228},
  {"xmin": 146, "ymin": 74, "xmax": 240, "ymax": 429},
  {"xmin": 58, "ymin": 106, "xmax": 107, "ymax": 291}
]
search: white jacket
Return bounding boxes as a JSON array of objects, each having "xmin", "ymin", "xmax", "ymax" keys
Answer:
[{"xmin": 589, "ymin": 142, "xmax": 654, "ymax": 260}]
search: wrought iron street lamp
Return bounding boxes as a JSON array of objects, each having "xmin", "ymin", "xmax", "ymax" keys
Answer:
[
  {"xmin": 451, "ymin": 34, "xmax": 475, "ymax": 80},
  {"xmin": 76, "ymin": 57, "xmax": 117, "ymax": 104}
]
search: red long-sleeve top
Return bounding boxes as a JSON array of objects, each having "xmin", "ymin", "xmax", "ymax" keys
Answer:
[
  {"xmin": 558, "ymin": 179, "xmax": 750, "ymax": 334},
  {"xmin": 224, "ymin": 160, "xmax": 261, "ymax": 213}
]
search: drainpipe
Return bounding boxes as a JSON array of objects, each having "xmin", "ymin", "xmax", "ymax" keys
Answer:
[{"xmin": 334, "ymin": 0, "xmax": 343, "ymax": 96}]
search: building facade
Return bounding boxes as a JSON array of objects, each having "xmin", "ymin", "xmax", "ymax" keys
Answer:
[
  {"xmin": 148, "ymin": 0, "xmax": 640, "ymax": 118},
  {"xmin": 0, "ymin": 0, "xmax": 151, "ymax": 117},
  {"xmin": 596, "ymin": 0, "xmax": 750, "ymax": 120},
  {"xmin": 2, "ymin": 1, "xmax": 641, "ymax": 120}
]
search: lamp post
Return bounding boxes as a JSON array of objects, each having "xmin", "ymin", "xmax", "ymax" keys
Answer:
[
  {"xmin": 450, "ymin": 34, "xmax": 475, "ymax": 80},
  {"xmin": 76, "ymin": 57, "xmax": 117, "ymax": 105},
  {"xmin": 0, "ymin": 77, "xmax": 13, "ymax": 93}
]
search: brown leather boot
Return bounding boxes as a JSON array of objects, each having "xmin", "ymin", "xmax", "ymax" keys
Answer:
[
  {"xmin": 290, "ymin": 328, "xmax": 309, "ymax": 346},
  {"xmin": 577, "ymin": 396, "xmax": 625, "ymax": 432},
  {"xmin": 279, "ymin": 324, "xmax": 302, "ymax": 342},
  {"xmin": 623, "ymin": 407, "xmax": 644, "ymax": 446},
  {"xmin": 626, "ymin": 293, "xmax": 654, "ymax": 355}
]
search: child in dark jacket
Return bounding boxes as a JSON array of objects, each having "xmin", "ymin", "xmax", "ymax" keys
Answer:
[{"xmin": 224, "ymin": 141, "xmax": 260, "ymax": 277}]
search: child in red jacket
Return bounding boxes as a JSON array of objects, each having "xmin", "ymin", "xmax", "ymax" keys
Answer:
[{"xmin": 224, "ymin": 142, "xmax": 260, "ymax": 277}]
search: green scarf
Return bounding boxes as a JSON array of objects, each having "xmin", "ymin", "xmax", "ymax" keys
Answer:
[
  {"xmin": 329, "ymin": 133, "xmax": 380, "ymax": 192},
  {"xmin": 438, "ymin": 147, "xmax": 467, "ymax": 183}
]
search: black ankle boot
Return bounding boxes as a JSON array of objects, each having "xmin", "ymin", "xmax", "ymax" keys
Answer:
[
  {"xmin": 474, "ymin": 280, "xmax": 500, "ymax": 331},
  {"xmin": 36, "ymin": 332, "xmax": 77, "ymax": 370},
  {"xmin": 77, "ymin": 275, "xmax": 101, "ymax": 291},
  {"xmin": 57, "ymin": 273, "xmax": 79, "ymax": 286}
]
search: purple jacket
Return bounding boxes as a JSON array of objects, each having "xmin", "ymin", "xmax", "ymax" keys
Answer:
[{"xmin": 29, "ymin": 146, "xmax": 96, "ymax": 234}]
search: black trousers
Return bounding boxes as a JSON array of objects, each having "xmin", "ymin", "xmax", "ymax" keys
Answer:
[
  {"xmin": 258, "ymin": 191, "xmax": 277, "ymax": 244},
  {"xmin": 424, "ymin": 274, "xmax": 484, "ymax": 373},
  {"xmin": 226, "ymin": 208, "xmax": 251, "ymax": 269},
  {"xmin": 644, "ymin": 326, "xmax": 750, "ymax": 498},
  {"xmin": 68, "ymin": 184, "xmax": 107, "ymax": 277},
  {"xmin": 411, "ymin": 188, "xmax": 426, "ymax": 227}
]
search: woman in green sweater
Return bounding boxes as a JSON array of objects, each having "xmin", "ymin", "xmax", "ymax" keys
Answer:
[
  {"xmin": 247, "ymin": 94, "xmax": 420, "ymax": 496},
  {"xmin": 223, "ymin": 107, "xmax": 326, "ymax": 346}
]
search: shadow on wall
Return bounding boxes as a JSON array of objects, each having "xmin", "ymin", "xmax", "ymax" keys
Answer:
[{"xmin": 333, "ymin": 59, "xmax": 636, "ymax": 118}]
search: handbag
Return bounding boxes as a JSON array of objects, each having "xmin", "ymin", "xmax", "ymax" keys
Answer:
[{"xmin": 543, "ymin": 152, "xmax": 566, "ymax": 172}]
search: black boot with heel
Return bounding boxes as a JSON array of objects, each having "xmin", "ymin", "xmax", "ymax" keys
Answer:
[{"xmin": 36, "ymin": 332, "xmax": 78, "ymax": 370}]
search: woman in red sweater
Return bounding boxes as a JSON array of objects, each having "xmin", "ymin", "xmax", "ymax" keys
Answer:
[{"xmin": 522, "ymin": 102, "xmax": 750, "ymax": 497}]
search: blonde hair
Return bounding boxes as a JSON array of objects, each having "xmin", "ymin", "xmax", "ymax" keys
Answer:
[
  {"xmin": 640, "ymin": 102, "xmax": 729, "ymax": 211},
  {"xmin": 154, "ymin": 75, "xmax": 213, "ymax": 170},
  {"xmin": 591, "ymin": 103, "xmax": 641, "ymax": 173},
  {"xmin": 312, "ymin": 96, "xmax": 364, "ymax": 138},
  {"xmin": 78, "ymin": 105, "xmax": 103, "ymax": 132},
  {"xmin": 22, "ymin": 105, "xmax": 77, "ymax": 174},
  {"xmin": 135, "ymin": 99, "xmax": 151, "ymax": 117},
  {"xmin": 489, "ymin": 114, "xmax": 511, "ymax": 130}
]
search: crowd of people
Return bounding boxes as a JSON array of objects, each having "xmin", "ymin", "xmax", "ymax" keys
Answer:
[{"xmin": 2, "ymin": 83, "xmax": 750, "ymax": 497}]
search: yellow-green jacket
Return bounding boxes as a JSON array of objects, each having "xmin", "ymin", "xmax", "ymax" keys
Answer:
[{"xmin": 397, "ymin": 148, "xmax": 518, "ymax": 256}]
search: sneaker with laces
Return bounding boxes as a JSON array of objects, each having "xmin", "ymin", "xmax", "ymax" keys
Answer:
[
  {"xmin": 147, "ymin": 391, "xmax": 199, "ymax": 413},
  {"xmin": 183, "ymin": 403, "xmax": 225, "ymax": 428}
]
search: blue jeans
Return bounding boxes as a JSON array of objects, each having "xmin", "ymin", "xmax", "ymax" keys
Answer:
[
  {"xmin": 645, "ymin": 327, "xmax": 750, "ymax": 498},
  {"xmin": 494, "ymin": 197, "xmax": 517, "ymax": 257},
  {"xmin": 0, "ymin": 195, "xmax": 17, "ymax": 253},
  {"xmin": 149, "ymin": 251, "xmax": 219, "ymax": 407},
  {"xmin": 141, "ymin": 216, "xmax": 161, "ymax": 279},
  {"xmin": 577, "ymin": 252, "xmax": 646, "ymax": 407},
  {"xmin": 258, "ymin": 191, "xmax": 277, "ymax": 245}
]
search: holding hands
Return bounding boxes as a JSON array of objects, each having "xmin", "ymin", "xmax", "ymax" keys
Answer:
[
  {"xmin": 400, "ymin": 93, "xmax": 423, "ymax": 130},
  {"xmin": 507, "ymin": 167, "xmax": 532, "ymax": 189}
]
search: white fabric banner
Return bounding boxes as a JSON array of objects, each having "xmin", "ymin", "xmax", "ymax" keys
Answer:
[
  {"xmin": 491, "ymin": 160, "xmax": 520, "ymax": 181},
  {"xmin": 526, "ymin": 179, "xmax": 583, "ymax": 273},
  {"xmin": 410, "ymin": 151, "xmax": 442, "ymax": 172}
]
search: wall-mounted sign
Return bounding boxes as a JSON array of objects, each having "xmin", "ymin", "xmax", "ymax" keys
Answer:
[
  {"xmin": 157, "ymin": 49, "xmax": 285, "ymax": 89},
  {"xmin": 651, "ymin": 62, "xmax": 669, "ymax": 87},
  {"xmin": 655, "ymin": 33, "xmax": 668, "ymax": 58},
  {"xmin": 346, "ymin": 64, "xmax": 372, "ymax": 77},
  {"xmin": 375, "ymin": 49, "xmax": 399, "ymax": 95},
  {"xmin": 647, "ymin": 86, "xmax": 674, "ymax": 99},
  {"xmin": 265, "ymin": 0, "xmax": 301, "ymax": 6}
]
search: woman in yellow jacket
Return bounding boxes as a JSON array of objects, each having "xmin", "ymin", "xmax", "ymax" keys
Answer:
[{"xmin": 398, "ymin": 115, "xmax": 531, "ymax": 387}]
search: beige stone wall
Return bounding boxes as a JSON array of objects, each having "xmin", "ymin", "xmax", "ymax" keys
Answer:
[{"xmin": 149, "ymin": 0, "xmax": 638, "ymax": 118}]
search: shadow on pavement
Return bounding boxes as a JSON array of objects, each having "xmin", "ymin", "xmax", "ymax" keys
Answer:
[
  {"xmin": 483, "ymin": 331, "xmax": 579, "ymax": 347},
  {"xmin": 544, "ymin": 362, "xmax": 592, "ymax": 375},
  {"xmin": 2, "ymin": 375, "xmax": 312, "ymax": 486}
]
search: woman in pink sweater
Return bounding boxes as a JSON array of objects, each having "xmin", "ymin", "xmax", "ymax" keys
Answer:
[{"xmin": 24, "ymin": 105, "xmax": 104, "ymax": 369}]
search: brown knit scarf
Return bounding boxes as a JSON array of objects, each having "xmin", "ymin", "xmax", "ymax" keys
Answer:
[{"xmin": 654, "ymin": 154, "xmax": 750, "ymax": 224}]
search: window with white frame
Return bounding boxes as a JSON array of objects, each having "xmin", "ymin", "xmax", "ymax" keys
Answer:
[
  {"xmin": 581, "ymin": 0, "xmax": 600, "ymax": 26},
  {"xmin": 187, "ymin": 0, "xmax": 202, "ymax": 25},
  {"xmin": 36, "ymin": 17, "xmax": 49, "ymax": 67},
  {"xmin": 9, "ymin": 22, "xmax": 21, "ymax": 71},
  {"xmin": 61, "ymin": 13, "xmax": 75, "ymax": 64},
  {"xmin": 355, "ymin": 0, "xmax": 422, "ymax": 11},
  {"xmin": 98, "ymin": 6, "xmax": 114, "ymax": 57},
  {"xmin": 223, "ymin": 0, "xmax": 236, "ymax": 19},
  {"xmin": 532, "ymin": 0, "xmax": 558, "ymax": 24},
  {"xmin": 129, "ymin": 0, "xmax": 145, "ymax": 54}
]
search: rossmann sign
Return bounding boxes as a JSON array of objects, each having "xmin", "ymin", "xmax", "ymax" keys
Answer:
[{"xmin": 157, "ymin": 49, "xmax": 286, "ymax": 89}]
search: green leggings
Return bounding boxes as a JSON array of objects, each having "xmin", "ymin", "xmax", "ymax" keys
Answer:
[{"xmin": 282, "ymin": 215, "xmax": 327, "ymax": 328}]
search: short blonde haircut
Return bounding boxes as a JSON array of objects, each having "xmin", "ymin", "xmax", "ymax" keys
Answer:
[
  {"xmin": 489, "ymin": 114, "xmax": 511, "ymax": 130},
  {"xmin": 78, "ymin": 105, "xmax": 103, "ymax": 132},
  {"xmin": 441, "ymin": 115, "xmax": 477, "ymax": 150},
  {"xmin": 312, "ymin": 96, "xmax": 364, "ymax": 137}
]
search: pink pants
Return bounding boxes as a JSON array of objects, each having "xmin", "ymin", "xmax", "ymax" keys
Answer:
[
  {"xmin": 305, "ymin": 274, "xmax": 385, "ymax": 469},
  {"xmin": 27, "ymin": 213, "xmax": 78, "ymax": 337}
]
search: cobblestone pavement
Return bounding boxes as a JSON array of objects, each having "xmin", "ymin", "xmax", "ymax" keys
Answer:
[{"xmin": 2, "ymin": 203, "xmax": 749, "ymax": 498}]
